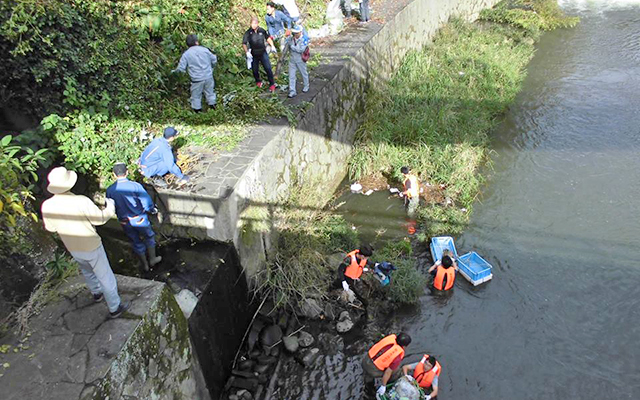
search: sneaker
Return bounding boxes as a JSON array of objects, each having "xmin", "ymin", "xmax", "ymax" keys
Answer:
[
  {"xmin": 302, "ymin": 86, "xmax": 309, "ymax": 93},
  {"xmin": 109, "ymin": 301, "xmax": 131, "ymax": 319},
  {"xmin": 256, "ymin": 82, "xmax": 264, "ymax": 88},
  {"xmin": 93, "ymin": 293, "xmax": 104, "ymax": 303},
  {"xmin": 288, "ymin": 92, "xmax": 297, "ymax": 98},
  {"xmin": 269, "ymin": 85, "xmax": 276, "ymax": 93}
]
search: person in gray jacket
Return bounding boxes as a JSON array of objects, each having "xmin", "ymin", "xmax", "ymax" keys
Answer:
[
  {"xmin": 285, "ymin": 25, "xmax": 309, "ymax": 98},
  {"xmin": 172, "ymin": 34, "xmax": 218, "ymax": 112}
]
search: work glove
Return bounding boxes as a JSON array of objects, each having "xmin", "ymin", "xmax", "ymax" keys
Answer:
[
  {"xmin": 105, "ymin": 198, "xmax": 115, "ymax": 210},
  {"xmin": 246, "ymin": 51, "xmax": 252, "ymax": 58},
  {"xmin": 285, "ymin": 29, "xmax": 291, "ymax": 37},
  {"xmin": 376, "ymin": 386, "xmax": 386, "ymax": 396},
  {"xmin": 423, "ymin": 395, "xmax": 431, "ymax": 400},
  {"xmin": 178, "ymin": 175, "xmax": 190, "ymax": 186},
  {"xmin": 341, "ymin": 281, "xmax": 350, "ymax": 291}
]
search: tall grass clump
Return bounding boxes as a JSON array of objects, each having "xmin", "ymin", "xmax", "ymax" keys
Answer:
[
  {"xmin": 349, "ymin": 18, "xmax": 542, "ymax": 235},
  {"xmin": 480, "ymin": 0, "xmax": 579, "ymax": 36},
  {"xmin": 372, "ymin": 240, "xmax": 427, "ymax": 305},
  {"xmin": 256, "ymin": 181, "xmax": 358, "ymax": 310}
]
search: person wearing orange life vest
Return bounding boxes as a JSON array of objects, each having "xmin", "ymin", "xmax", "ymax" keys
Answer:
[
  {"xmin": 427, "ymin": 254, "xmax": 457, "ymax": 291},
  {"xmin": 361, "ymin": 333, "xmax": 412, "ymax": 397},
  {"xmin": 338, "ymin": 244, "xmax": 374, "ymax": 291},
  {"xmin": 400, "ymin": 166, "xmax": 420, "ymax": 216},
  {"xmin": 402, "ymin": 354, "xmax": 441, "ymax": 399}
]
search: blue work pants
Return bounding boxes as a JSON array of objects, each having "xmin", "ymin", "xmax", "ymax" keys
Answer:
[{"xmin": 121, "ymin": 220, "xmax": 156, "ymax": 255}]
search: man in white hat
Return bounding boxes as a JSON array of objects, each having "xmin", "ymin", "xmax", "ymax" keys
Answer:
[
  {"xmin": 41, "ymin": 166, "xmax": 129, "ymax": 318},
  {"xmin": 285, "ymin": 24, "xmax": 309, "ymax": 98}
]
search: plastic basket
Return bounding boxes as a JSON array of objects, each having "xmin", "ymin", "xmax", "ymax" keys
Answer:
[
  {"xmin": 457, "ymin": 251, "xmax": 493, "ymax": 286},
  {"xmin": 429, "ymin": 236, "xmax": 459, "ymax": 262}
]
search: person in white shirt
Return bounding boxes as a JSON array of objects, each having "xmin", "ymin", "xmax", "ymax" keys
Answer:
[{"xmin": 274, "ymin": 0, "xmax": 300, "ymax": 21}]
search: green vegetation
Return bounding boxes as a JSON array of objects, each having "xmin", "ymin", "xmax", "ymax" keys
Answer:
[
  {"xmin": 1, "ymin": 0, "xmax": 327, "ymax": 186},
  {"xmin": 372, "ymin": 240, "xmax": 427, "ymax": 305},
  {"xmin": 349, "ymin": 10, "xmax": 555, "ymax": 236},
  {"xmin": 255, "ymin": 181, "xmax": 358, "ymax": 309},
  {"xmin": 480, "ymin": 0, "xmax": 579, "ymax": 36}
]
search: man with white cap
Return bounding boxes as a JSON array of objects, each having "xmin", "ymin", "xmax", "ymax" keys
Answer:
[
  {"xmin": 285, "ymin": 24, "xmax": 309, "ymax": 98},
  {"xmin": 41, "ymin": 166, "xmax": 129, "ymax": 318}
]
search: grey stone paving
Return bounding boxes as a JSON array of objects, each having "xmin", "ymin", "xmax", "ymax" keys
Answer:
[{"xmin": 0, "ymin": 275, "xmax": 163, "ymax": 400}]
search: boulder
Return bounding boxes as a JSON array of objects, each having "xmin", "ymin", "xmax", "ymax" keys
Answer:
[
  {"xmin": 297, "ymin": 331, "xmax": 315, "ymax": 348},
  {"xmin": 298, "ymin": 298, "xmax": 323, "ymax": 319},
  {"xmin": 339, "ymin": 289, "xmax": 357, "ymax": 304},
  {"xmin": 336, "ymin": 311, "xmax": 354, "ymax": 333},
  {"xmin": 323, "ymin": 303, "xmax": 337, "ymax": 321},
  {"xmin": 259, "ymin": 324, "xmax": 283, "ymax": 349},
  {"xmin": 282, "ymin": 336, "xmax": 299, "ymax": 353}
]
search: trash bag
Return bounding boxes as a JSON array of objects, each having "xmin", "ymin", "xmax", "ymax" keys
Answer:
[{"xmin": 377, "ymin": 376, "xmax": 422, "ymax": 400}]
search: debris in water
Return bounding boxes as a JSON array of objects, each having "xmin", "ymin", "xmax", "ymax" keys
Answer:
[
  {"xmin": 364, "ymin": 189, "xmax": 374, "ymax": 196},
  {"xmin": 350, "ymin": 182, "xmax": 363, "ymax": 192},
  {"xmin": 389, "ymin": 188, "xmax": 399, "ymax": 194}
]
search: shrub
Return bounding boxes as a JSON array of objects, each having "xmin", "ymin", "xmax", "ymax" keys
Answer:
[
  {"xmin": 480, "ymin": 0, "xmax": 579, "ymax": 36},
  {"xmin": 372, "ymin": 240, "xmax": 427, "ymax": 305}
]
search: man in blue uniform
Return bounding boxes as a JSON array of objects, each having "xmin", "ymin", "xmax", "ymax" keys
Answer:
[
  {"xmin": 139, "ymin": 127, "xmax": 189, "ymax": 188},
  {"xmin": 106, "ymin": 163, "xmax": 162, "ymax": 272}
]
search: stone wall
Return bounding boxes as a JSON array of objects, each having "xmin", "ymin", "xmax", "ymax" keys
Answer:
[
  {"xmin": 157, "ymin": 0, "xmax": 501, "ymax": 278},
  {"xmin": 0, "ymin": 275, "xmax": 210, "ymax": 400}
]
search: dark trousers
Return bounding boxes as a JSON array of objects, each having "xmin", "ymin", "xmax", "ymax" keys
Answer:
[
  {"xmin": 122, "ymin": 222, "xmax": 155, "ymax": 255},
  {"xmin": 252, "ymin": 52, "xmax": 275, "ymax": 86}
]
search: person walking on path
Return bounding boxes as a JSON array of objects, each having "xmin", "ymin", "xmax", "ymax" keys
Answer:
[
  {"xmin": 243, "ymin": 17, "xmax": 277, "ymax": 93},
  {"xmin": 265, "ymin": 1, "xmax": 292, "ymax": 45},
  {"xmin": 285, "ymin": 25, "xmax": 309, "ymax": 98},
  {"xmin": 41, "ymin": 166, "xmax": 129, "ymax": 318},
  {"xmin": 106, "ymin": 163, "xmax": 162, "ymax": 273},
  {"xmin": 139, "ymin": 127, "xmax": 189, "ymax": 188},
  {"xmin": 172, "ymin": 34, "xmax": 218, "ymax": 112},
  {"xmin": 362, "ymin": 333, "xmax": 412, "ymax": 397}
]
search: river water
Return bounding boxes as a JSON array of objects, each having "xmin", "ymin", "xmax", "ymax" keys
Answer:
[
  {"xmin": 279, "ymin": 2, "xmax": 640, "ymax": 399},
  {"xmin": 403, "ymin": 1, "xmax": 640, "ymax": 398}
]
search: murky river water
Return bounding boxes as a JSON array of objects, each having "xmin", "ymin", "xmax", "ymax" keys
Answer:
[{"xmin": 288, "ymin": 2, "xmax": 640, "ymax": 399}]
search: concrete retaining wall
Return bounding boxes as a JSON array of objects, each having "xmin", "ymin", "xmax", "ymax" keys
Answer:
[{"xmin": 157, "ymin": 0, "xmax": 500, "ymax": 278}]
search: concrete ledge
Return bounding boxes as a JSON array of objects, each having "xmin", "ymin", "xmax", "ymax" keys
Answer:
[
  {"xmin": 0, "ymin": 275, "xmax": 208, "ymax": 400},
  {"xmin": 155, "ymin": 0, "xmax": 500, "ymax": 277}
]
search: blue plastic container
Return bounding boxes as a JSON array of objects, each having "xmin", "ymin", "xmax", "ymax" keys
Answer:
[
  {"xmin": 457, "ymin": 251, "xmax": 493, "ymax": 286},
  {"xmin": 429, "ymin": 236, "xmax": 459, "ymax": 262}
]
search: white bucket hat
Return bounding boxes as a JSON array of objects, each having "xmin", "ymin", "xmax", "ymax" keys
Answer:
[
  {"xmin": 291, "ymin": 25, "xmax": 303, "ymax": 34},
  {"xmin": 47, "ymin": 166, "xmax": 78, "ymax": 194}
]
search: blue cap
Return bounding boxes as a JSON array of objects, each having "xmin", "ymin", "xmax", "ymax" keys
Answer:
[{"xmin": 163, "ymin": 126, "xmax": 178, "ymax": 139}]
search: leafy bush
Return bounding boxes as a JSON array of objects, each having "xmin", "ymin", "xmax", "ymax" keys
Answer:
[
  {"xmin": 0, "ymin": 135, "xmax": 47, "ymax": 227},
  {"xmin": 372, "ymin": 240, "xmax": 427, "ymax": 305}
]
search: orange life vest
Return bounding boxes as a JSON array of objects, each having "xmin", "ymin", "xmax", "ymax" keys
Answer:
[
  {"xmin": 413, "ymin": 354, "xmax": 441, "ymax": 388},
  {"xmin": 344, "ymin": 249, "xmax": 367, "ymax": 280},
  {"xmin": 403, "ymin": 174, "xmax": 419, "ymax": 199},
  {"xmin": 368, "ymin": 334, "xmax": 405, "ymax": 371},
  {"xmin": 433, "ymin": 265, "xmax": 455, "ymax": 290}
]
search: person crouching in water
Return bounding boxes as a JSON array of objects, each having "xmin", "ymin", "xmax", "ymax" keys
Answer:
[
  {"xmin": 172, "ymin": 34, "xmax": 218, "ymax": 112},
  {"xmin": 362, "ymin": 333, "xmax": 412, "ymax": 398},
  {"xmin": 401, "ymin": 354, "xmax": 442, "ymax": 400},
  {"xmin": 338, "ymin": 244, "xmax": 374, "ymax": 292},
  {"xmin": 285, "ymin": 25, "xmax": 309, "ymax": 98},
  {"xmin": 428, "ymin": 251, "xmax": 457, "ymax": 292}
]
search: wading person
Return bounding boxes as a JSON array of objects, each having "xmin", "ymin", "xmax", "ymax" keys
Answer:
[
  {"xmin": 172, "ymin": 34, "xmax": 218, "ymax": 112},
  {"xmin": 243, "ymin": 17, "xmax": 277, "ymax": 93},
  {"xmin": 139, "ymin": 127, "xmax": 190, "ymax": 188},
  {"xmin": 428, "ymin": 254, "xmax": 457, "ymax": 292},
  {"xmin": 41, "ymin": 167, "xmax": 130, "ymax": 318},
  {"xmin": 338, "ymin": 244, "xmax": 374, "ymax": 291},
  {"xmin": 362, "ymin": 333, "xmax": 412, "ymax": 397},
  {"xmin": 285, "ymin": 25, "xmax": 309, "ymax": 98},
  {"xmin": 106, "ymin": 163, "xmax": 162, "ymax": 273},
  {"xmin": 402, "ymin": 354, "xmax": 441, "ymax": 400},
  {"xmin": 400, "ymin": 166, "xmax": 420, "ymax": 216}
]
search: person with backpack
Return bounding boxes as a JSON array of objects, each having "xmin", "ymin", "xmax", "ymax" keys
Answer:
[{"xmin": 285, "ymin": 25, "xmax": 310, "ymax": 98}]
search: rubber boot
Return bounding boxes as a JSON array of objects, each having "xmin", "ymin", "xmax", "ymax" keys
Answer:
[
  {"xmin": 147, "ymin": 245, "xmax": 162, "ymax": 267},
  {"xmin": 136, "ymin": 252, "xmax": 149, "ymax": 272}
]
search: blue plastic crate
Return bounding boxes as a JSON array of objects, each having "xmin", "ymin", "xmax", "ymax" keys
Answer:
[
  {"xmin": 429, "ymin": 236, "xmax": 459, "ymax": 262},
  {"xmin": 457, "ymin": 251, "xmax": 493, "ymax": 286}
]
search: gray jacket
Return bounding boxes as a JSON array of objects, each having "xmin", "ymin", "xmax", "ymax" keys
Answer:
[
  {"xmin": 286, "ymin": 36, "xmax": 307, "ymax": 62},
  {"xmin": 174, "ymin": 45, "xmax": 217, "ymax": 82}
]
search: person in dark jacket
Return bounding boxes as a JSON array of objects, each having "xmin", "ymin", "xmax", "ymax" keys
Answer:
[
  {"xmin": 172, "ymin": 34, "xmax": 218, "ymax": 112},
  {"xmin": 106, "ymin": 163, "xmax": 162, "ymax": 272},
  {"xmin": 139, "ymin": 127, "xmax": 189, "ymax": 188},
  {"xmin": 243, "ymin": 17, "xmax": 277, "ymax": 92}
]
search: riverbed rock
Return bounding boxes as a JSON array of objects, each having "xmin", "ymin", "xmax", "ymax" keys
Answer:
[
  {"xmin": 254, "ymin": 363, "xmax": 270, "ymax": 374},
  {"xmin": 324, "ymin": 303, "xmax": 337, "ymax": 320},
  {"xmin": 300, "ymin": 348, "xmax": 321, "ymax": 367},
  {"xmin": 283, "ymin": 336, "xmax": 299, "ymax": 353},
  {"xmin": 298, "ymin": 298, "xmax": 323, "ymax": 319},
  {"xmin": 339, "ymin": 289, "xmax": 357, "ymax": 304},
  {"xmin": 336, "ymin": 311, "xmax": 354, "ymax": 333},
  {"xmin": 259, "ymin": 324, "xmax": 283, "ymax": 350},
  {"xmin": 297, "ymin": 331, "xmax": 315, "ymax": 348},
  {"xmin": 238, "ymin": 360, "xmax": 255, "ymax": 371}
]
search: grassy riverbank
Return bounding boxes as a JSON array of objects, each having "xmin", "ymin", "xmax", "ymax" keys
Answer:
[{"xmin": 349, "ymin": 0, "xmax": 577, "ymax": 237}]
